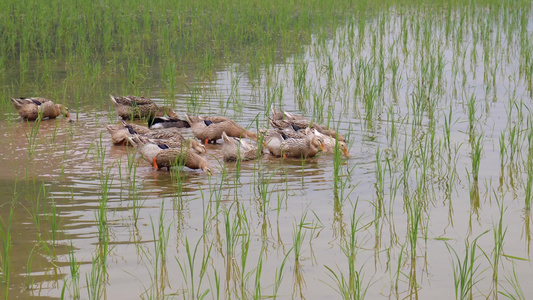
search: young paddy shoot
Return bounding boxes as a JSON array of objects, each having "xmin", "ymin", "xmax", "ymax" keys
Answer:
[{"xmin": 1, "ymin": 0, "xmax": 533, "ymax": 299}]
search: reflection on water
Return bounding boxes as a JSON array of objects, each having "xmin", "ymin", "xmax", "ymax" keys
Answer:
[{"xmin": 1, "ymin": 5, "xmax": 533, "ymax": 299}]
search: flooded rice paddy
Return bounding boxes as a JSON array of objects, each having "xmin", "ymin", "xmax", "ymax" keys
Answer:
[{"xmin": 1, "ymin": 2, "xmax": 533, "ymax": 299}]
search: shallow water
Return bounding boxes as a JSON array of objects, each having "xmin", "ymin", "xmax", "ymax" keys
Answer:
[{"xmin": 1, "ymin": 4, "xmax": 533, "ymax": 300}]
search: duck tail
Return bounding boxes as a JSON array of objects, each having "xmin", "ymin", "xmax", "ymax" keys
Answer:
[
  {"xmin": 10, "ymin": 98, "xmax": 22, "ymax": 108},
  {"xmin": 109, "ymin": 94, "xmax": 118, "ymax": 105}
]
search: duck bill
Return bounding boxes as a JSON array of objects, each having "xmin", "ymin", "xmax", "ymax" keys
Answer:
[
  {"xmin": 343, "ymin": 148, "xmax": 351, "ymax": 157},
  {"xmin": 152, "ymin": 157, "xmax": 159, "ymax": 170},
  {"xmin": 203, "ymin": 167, "xmax": 213, "ymax": 175}
]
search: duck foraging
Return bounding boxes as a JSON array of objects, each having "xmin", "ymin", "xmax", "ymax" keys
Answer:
[
  {"xmin": 127, "ymin": 135, "xmax": 212, "ymax": 174},
  {"xmin": 11, "ymin": 97, "xmax": 70, "ymax": 121},
  {"xmin": 221, "ymin": 132, "xmax": 262, "ymax": 162},
  {"xmin": 186, "ymin": 115, "xmax": 257, "ymax": 144},
  {"xmin": 110, "ymin": 95, "xmax": 178, "ymax": 120}
]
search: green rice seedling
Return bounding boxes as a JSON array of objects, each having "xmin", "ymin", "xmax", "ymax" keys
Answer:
[
  {"xmin": 129, "ymin": 166, "xmax": 145, "ymax": 228},
  {"xmin": 146, "ymin": 202, "xmax": 171, "ymax": 297},
  {"xmin": 292, "ymin": 210, "xmax": 309, "ymax": 268},
  {"xmin": 469, "ymin": 177, "xmax": 481, "ymax": 216},
  {"xmin": 508, "ymin": 124, "xmax": 519, "ymax": 165},
  {"xmin": 88, "ymin": 133, "xmax": 107, "ymax": 168},
  {"xmin": 222, "ymin": 203, "xmax": 244, "ymax": 293},
  {"xmin": 238, "ymin": 210, "xmax": 251, "ymax": 299},
  {"xmin": 67, "ymin": 242, "xmax": 81, "ymax": 300},
  {"xmin": 49, "ymin": 195, "xmax": 60, "ymax": 247},
  {"xmin": 325, "ymin": 203, "xmax": 368, "ymax": 299},
  {"xmin": 405, "ymin": 193, "xmax": 421, "ymax": 261},
  {"xmin": 258, "ymin": 171, "xmax": 275, "ymax": 217},
  {"xmin": 227, "ymin": 67, "xmax": 243, "ymax": 113},
  {"xmin": 293, "ymin": 60, "xmax": 310, "ymax": 104},
  {"xmin": 391, "ymin": 243, "xmax": 407, "ymax": 297},
  {"xmin": 312, "ymin": 91, "xmax": 326, "ymax": 124},
  {"xmin": 25, "ymin": 245, "xmax": 37, "ymax": 290},
  {"xmin": 25, "ymin": 180, "xmax": 46, "ymax": 232},
  {"xmin": 499, "ymin": 131, "xmax": 507, "ymax": 170},
  {"xmin": 471, "ymin": 133, "xmax": 483, "ymax": 182},
  {"xmin": 466, "ymin": 92, "xmax": 477, "ymax": 136},
  {"xmin": 0, "ymin": 204, "xmax": 14, "ymax": 298},
  {"xmin": 499, "ymin": 264, "xmax": 526, "ymax": 300},
  {"xmin": 491, "ymin": 192, "xmax": 507, "ymax": 296},
  {"xmin": 387, "ymin": 168, "xmax": 400, "ymax": 245},
  {"xmin": 445, "ymin": 230, "xmax": 488, "ymax": 300},
  {"xmin": 125, "ymin": 145, "xmax": 138, "ymax": 178},
  {"xmin": 86, "ymin": 254, "xmax": 104, "ymax": 300},
  {"xmin": 374, "ymin": 147, "xmax": 384, "ymax": 215},
  {"xmin": 270, "ymin": 246, "xmax": 292, "ymax": 299},
  {"xmin": 253, "ymin": 244, "xmax": 265, "ymax": 300},
  {"xmin": 170, "ymin": 162, "xmax": 185, "ymax": 198},
  {"xmin": 25, "ymin": 117, "xmax": 43, "ymax": 156},
  {"xmin": 526, "ymin": 122, "xmax": 533, "ymax": 209},
  {"xmin": 386, "ymin": 105, "xmax": 397, "ymax": 148},
  {"xmin": 97, "ymin": 167, "xmax": 112, "ymax": 244},
  {"xmin": 209, "ymin": 165, "xmax": 227, "ymax": 218},
  {"xmin": 198, "ymin": 182, "xmax": 211, "ymax": 236},
  {"xmin": 163, "ymin": 60, "xmax": 176, "ymax": 97},
  {"xmin": 444, "ymin": 105, "xmax": 453, "ymax": 152},
  {"xmin": 176, "ymin": 235, "xmax": 212, "ymax": 300},
  {"xmin": 525, "ymin": 160, "xmax": 533, "ymax": 210}
]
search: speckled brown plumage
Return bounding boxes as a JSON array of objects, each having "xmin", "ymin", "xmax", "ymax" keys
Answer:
[
  {"xmin": 11, "ymin": 97, "xmax": 70, "ymax": 121},
  {"xmin": 186, "ymin": 115, "xmax": 257, "ymax": 144},
  {"xmin": 110, "ymin": 95, "xmax": 177, "ymax": 120},
  {"xmin": 221, "ymin": 132, "xmax": 261, "ymax": 162}
]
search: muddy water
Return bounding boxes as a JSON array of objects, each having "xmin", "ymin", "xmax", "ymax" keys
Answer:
[{"xmin": 2, "ymin": 7, "xmax": 533, "ymax": 300}]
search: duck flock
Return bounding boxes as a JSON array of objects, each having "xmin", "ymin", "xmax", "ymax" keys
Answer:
[{"xmin": 11, "ymin": 95, "xmax": 350, "ymax": 174}]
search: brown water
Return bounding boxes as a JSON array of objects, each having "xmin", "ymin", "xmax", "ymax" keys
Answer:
[{"xmin": 1, "ymin": 8, "xmax": 533, "ymax": 300}]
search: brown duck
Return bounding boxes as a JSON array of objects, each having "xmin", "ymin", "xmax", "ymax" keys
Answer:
[
  {"xmin": 106, "ymin": 122, "xmax": 206, "ymax": 154},
  {"xmin": 11, "ymin": 97, "xmax": 70, "ymax": 121},
  {"xmin": 221, "ymin": 131, "xmax": 262, "ymax": 162},
  {"xmin": 110, "ymin": 95, "xmax": 177, "ymax": 120},
  {"xmin": 127, "ymin": 135, "xmax": 212, "ymax": 174},
  {"xmin": 186, "ymin": 115, "xmax": 257, "ymax": 144},
  {"xmin": 261, "ymin": 128, "xmax": 325, "ymax": 158},
  {"xmin": 270, "ymin": 108, "xmax": 345, "ymax": 142},
  {"xmin": 105, "ymin": 122, "xmax": 151, "ymax": 144}
]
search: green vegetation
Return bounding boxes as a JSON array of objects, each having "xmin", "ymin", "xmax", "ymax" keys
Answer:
[{"xmin": 0, "ymin": 0, "xmax": 533, "ymax": 299}]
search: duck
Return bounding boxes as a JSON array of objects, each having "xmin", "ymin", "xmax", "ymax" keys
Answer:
[
  {"xmin": 221, "ymin": 132, "xmax": 262, "ymax": 162},
  {"xmin": 106, "ymin": 122, "xmax": 206, "ymax": 154},
  {"xmin": 270, "ymin": 108, "xmax": 345, "ymax": 142},
  {"xmin": 270, "ymin": 107, "xmax": 286, "ymax": 120},
  {"xmin": 110, "ymin": 95, "xmax": 178, "ymax": 120},
  {"xmin": 126, "ymin": 135, "xmax": 212, "ymax": 174},
  {"xmin": 261, "ymin": 128, "xmax": 325, "ymax": 158},
  {"xmin": 272, "ymin": 121, "xmax": 350, "ymax": 157},
  {"xmin": 312, "ymin": 129, "xmax": 350, "ymax": 156},
  {"xmin": 186, "ymin": 115, "xmax": 257, "ymax": 144},
  {"xmin": 11, "ymin": 97, "xmax": 70, "ymax": 121},
  {"xmin": 105, "ymin": 122, "xmax": 151, "ymax": 144},
  {"xmin": 148, "ymin": 116, "xmax": 190, "ymax": 129}
]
